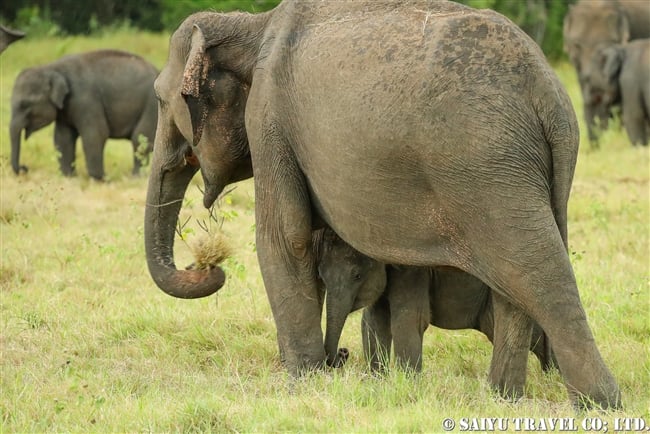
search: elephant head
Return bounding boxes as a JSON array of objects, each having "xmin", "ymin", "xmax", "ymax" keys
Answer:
[
  {"xmin": 144, "ymin": 12, "xmax": 265, "ymax": 298},
  {"xmin": 318, "ymin": 229, "xmax": 386, "ymax": 367},
  {"xmin": 10, "ymin": 67, "xmax": 69, "ymax": 174},
  {"xmin": 0, "ymin": 25, "xmax": 24, "ymax": 54}
]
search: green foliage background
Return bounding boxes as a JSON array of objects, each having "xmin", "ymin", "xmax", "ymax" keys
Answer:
[{"xmin": 1, "ymin": 0, "xmax": 573, "ymax": 60}]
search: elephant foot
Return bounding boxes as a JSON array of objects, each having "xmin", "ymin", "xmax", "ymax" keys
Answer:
[
  {"xmin": 326, "ymin": 348, "xmax": 349, "ymax": 368},
  {"xmin": 490, "ymin": 379, "xmax": 524, "ymax": 403},
  {"xmin": 282, "ymin": 347, "xmax": 327, "ymax": 378},
  {"xmin": 569, "ymin": 378, "xmax": 622, "ymax": 411}
]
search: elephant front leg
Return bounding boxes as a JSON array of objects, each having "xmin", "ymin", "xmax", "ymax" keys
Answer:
[
  {"xmin": 253, "ymin": 154, "xmax": 325, "ymax": 377},
  {"xmin": 54, "ymin": 122, "xmax": 78, "ymax": 176},
  {"xmin": 621, "ymin": 96, "xmax": 649, "ymax": 146},
  {"xmin": 362, "ymin": 295, "xmax": 392, "ymax": 372},
  {"xmin": 79, "ymin": 126, "xmax": 108, "ymax": 180},
  {"xmin": 386, "ymin": 266, "xmax": 430, "ymax": 372},
  {"xmin": 488, "ymin": 292, "xmax": 532, "ymax": 401}
]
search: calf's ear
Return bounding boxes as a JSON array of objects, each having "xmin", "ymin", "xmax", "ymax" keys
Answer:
[
  {"xmin": 181, "ymin": 24, "xmax": 209, "ymax": 146},
  {"xmin": 48, "ymin": 70, "xmax": 69, "ymax": 109}
]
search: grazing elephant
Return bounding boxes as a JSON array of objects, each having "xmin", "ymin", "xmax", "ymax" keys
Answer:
[
  {"xmin": 594, "ymin": 40, "xmax": 650, "ymax": 146},
  {"xmin": 144, "ymin": 1, "xmax": 621, "ymax": 409},
  {"xmin": 563, "ymin": 0, "xmax": 650, "ymax": 142},
  {"xmin": 10, "ymin": 50, "xmax": 158, "ymax": 179},
  {"xmin": 0, "ymin": 25, "xmax": 24, "ymax": 54},
  {"xmin": 317, "ymin": 229, "xmax": 556, "ymax": 389}
]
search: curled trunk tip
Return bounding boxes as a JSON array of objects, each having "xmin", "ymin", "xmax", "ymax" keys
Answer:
[{"xmin": 148, "ymin": 258, "xmax": 226, "ymax": 299}]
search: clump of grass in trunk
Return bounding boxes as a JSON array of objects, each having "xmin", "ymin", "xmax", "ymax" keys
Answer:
[
  {"xmin": 177, "ymin": 188, "xmax": 236, "ymax": 270},
  {"xmin": 188, "ymin": 232, "xmax": 233, "ymax": 270}
]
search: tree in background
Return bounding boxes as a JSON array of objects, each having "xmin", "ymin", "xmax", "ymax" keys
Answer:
[
  {"xmin": 160, "ymin": 0, "xmax": 279, "ymax": 30},
  {"xmin": 1, "ymin": 0, "xmax": 573, "ymax": 60},
  {"xmin": 0, "ymin": 0, "xmax": 279, "ymax": 35}
]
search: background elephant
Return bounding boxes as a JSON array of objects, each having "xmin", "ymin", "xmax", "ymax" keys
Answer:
[
  {"xmin": 563, "ymin": 0, "xmax": 650, "ymax": 142},
  {"xmin": 144, "ymin": 2, "xmax": 620, "ymax": 409},
  {"xmin": 0, "ymin": 24, "xmax": 24, "ymax": 54},
  {"xmin": 10, "ymin": 49, "xmax": 158, "ymax": 179},
  {"xmin": 595, "ymin": 39, "xmax": 650, "ymax": 146},
  {"xmin": 317, "ymin": 228, "xmax": 555, "ymax": 398}
]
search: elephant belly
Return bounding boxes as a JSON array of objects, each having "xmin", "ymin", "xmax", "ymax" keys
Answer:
[{"xmin": 303, "ymin": 153, "xmax": 467, "ymax": 267}]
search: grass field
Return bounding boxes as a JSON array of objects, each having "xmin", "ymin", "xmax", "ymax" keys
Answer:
[{"xmin": 1, "ymin": 29, "xmax": 648, "ymax": 433}]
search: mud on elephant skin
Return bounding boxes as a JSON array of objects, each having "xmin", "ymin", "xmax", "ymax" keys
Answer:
[
  {"xmin": 10, "ymin": 50, "xmax": 158, "ymax": 179},
  {"xmin": 594, "ymin": 40, "xmax": 650, "ymax": 146},
  {"xmin": 316, "ymin": 228, "xmax": 556, "ymax": 399},
  {"xmin": 145, "ymin": 1, "xmax": 620, "ymax": 409},
  {"xmin": 563, "ymin": 0, "xmax": 650, "ymax": 143}
]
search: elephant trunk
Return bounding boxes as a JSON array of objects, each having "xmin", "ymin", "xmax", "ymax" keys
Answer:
[
  {"xmin": 324, "ymin": 301, "xmax": 349, "ymax": 368},
  {"xmin": 144, "ymin": 158, "xmax": 226, "ymax": 298},
  {"xmin": 10, "ymin": 116, "xmax": 25, "ymax": 174}
]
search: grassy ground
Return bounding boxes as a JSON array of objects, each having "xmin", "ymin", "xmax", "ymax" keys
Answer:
[{"xmin": 1, "ymin": 31, "xmax": 648, "ymax": 433}]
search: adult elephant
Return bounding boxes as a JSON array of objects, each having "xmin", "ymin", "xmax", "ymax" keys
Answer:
[
  {"xmin": 594, "ymin": 40, "xmax": 650, "ymax": 146},
  {"xmin": 563, "ymin": 0, "xmax": 650, "ymax": 142},
  {"xmin": 0, "ymin": 25, "xmax": 24, "ymax": 54},
  {"xmin": 10, "ymin": 50, "xmax": 158, "ymax": 179},
  {"xmin": 144, "ymin": 1, "xmax": 621, "ymax": 409}
]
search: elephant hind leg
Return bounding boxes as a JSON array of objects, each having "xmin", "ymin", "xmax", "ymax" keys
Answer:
[
  {"xmin": 467, "ymin": 216, "xmax": 620, "ymax": 409},
  {"xmin": 488, "ymin": 292, "xmax": 532, "ymax": 401}
]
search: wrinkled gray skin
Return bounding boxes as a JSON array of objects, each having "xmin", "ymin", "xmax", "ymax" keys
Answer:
[
  {"xmin": 594, "ymin": 40, "xmax": 650, "ymax": 146},
  {"xmin": 0, "ymin": 25, "xmax": 24, "ymax": 54},
  {"xmin": 563, "ymin": 0, "xmax": 650, "ymax": 142},
  {"xmin": 10, "ymin": 50, "xmax": 158, "ymax": 179},
  {"xmin": 144, "ymin": 1, "xmax": 620, "ymax": 409},
  {"xmin": 318, "ymin": 229, "xmax": 556, "ymax": 397}
]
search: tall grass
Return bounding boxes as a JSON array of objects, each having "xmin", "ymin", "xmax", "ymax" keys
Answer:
[{"xmin": 1, "ymin": 31, "xmax": 648, "ymax": 432}]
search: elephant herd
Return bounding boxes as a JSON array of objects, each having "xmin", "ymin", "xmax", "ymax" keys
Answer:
[
  {"xmin": 563, "ymin": 0, "xmax": 650, "ymax": 146},
  {"xmin": 6, "ymin": 1, "xmax": 629, "ymax": 410}
]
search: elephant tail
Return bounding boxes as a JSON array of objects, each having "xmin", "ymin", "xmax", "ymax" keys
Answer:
[{"xmin": 537, "ymin": 80, "xmax": 580, "ymax": 250}]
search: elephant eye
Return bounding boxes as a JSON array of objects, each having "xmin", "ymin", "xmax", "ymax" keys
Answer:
[{"xmin": 353, "ymin": 273, "xmax": 362, "ymax": 281}]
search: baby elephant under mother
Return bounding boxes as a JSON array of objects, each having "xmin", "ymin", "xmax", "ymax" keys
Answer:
[{"xmin": 143, "ymin": 0, "xmax": 621, "ymax": 410}]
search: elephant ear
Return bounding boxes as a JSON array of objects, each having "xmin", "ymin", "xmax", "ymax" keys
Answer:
[
  {"xmin": 608, "ymin": 11, "xmax": 630, "ymax": 44},
  {"xmin": 49, "ymin": 70, "xmax": 69, "ymax": 109},
  {"xmin": 602, "ymin": 46, "xmax": 624, "ymax": 83},
  {"xmin": 181, "ymin": 24, "xmax": 210, "ymax": 146}
]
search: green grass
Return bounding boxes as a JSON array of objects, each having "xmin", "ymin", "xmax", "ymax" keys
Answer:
[{"xmin": 1, "ymin": 31, "xmax": 649, "ymax": 433}]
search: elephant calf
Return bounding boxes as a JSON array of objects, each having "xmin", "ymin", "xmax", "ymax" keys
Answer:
[
  {"xmin": 316, "ymin": 229, "xmax": 555, "ymax": 396},
  {"xmin": 597, "ymin": 39, "xmax": 650, "ymax": 146},
  {"xmin": 10, "ymin": 50, "xmax": 158, "ymax": 179}
]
